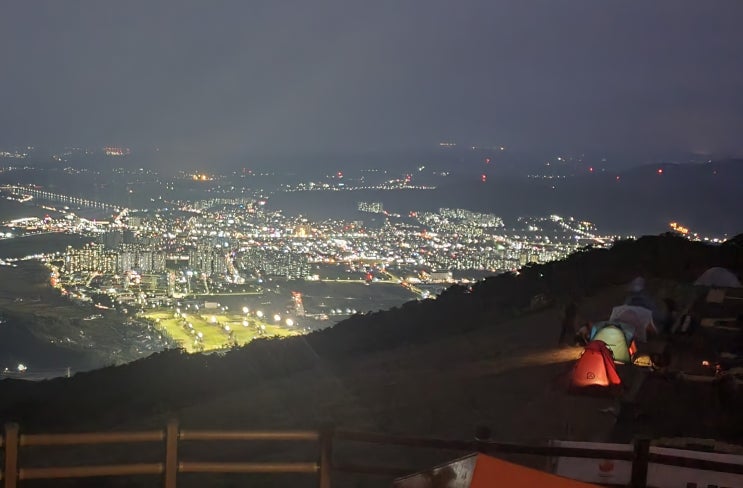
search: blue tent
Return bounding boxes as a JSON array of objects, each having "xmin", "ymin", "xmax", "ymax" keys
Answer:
[{"xmin": 589, "ymin": 323, "xmax": 633, "ymax": 363}]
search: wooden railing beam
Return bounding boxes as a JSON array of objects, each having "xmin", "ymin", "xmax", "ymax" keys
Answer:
[
  {"xmin": 19, "ymin": 463, "xmax": 163, "ymax": 480},
  {"xmin": 20, "ymin": 431, "xmax": 164, "ymax": 446},
  {"xmin": 179, "ymin": 430, "xmax": 319, "ymax": 442},
  {"xmin": 178, "ymin": 461, "xmax": 318, "ymax": 474}
]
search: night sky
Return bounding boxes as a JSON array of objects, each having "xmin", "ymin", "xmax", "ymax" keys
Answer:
[{"xmin": 2, "ymin": 1, "xmax": 743, "ymax": 165}]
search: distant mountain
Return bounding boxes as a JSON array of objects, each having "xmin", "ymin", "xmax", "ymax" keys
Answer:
[
  {"xmin": 426, "ymin": 159, "xmax": 743, "ymax": 235},
  {"xmin": 270, "ymin": 159, "xmax": 742, "ymax": 235}
]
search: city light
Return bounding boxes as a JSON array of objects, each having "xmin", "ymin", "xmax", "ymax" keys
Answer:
[
  {"xmin": 20, "ymin": 167, "xmax": 626, "ymax": 358},
  {"xmin": 670, "ymin": 222, "xmax": 690, "ymax": 235}
]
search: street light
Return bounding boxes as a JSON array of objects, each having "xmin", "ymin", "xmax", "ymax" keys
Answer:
[
  {"xmin": 273, "ymin": 314, "xmax": 281, "ymax": 322},
  {"xmin": 285, "ymin": 318, "xmax": 294, "ymax": 326},
  {"xmin": 242, "ymin": 306, "xmax": 249, "ymax": 314},
  {"xmin": 256, "ymin": 310, "xmax": 264, "ymax": 318}
]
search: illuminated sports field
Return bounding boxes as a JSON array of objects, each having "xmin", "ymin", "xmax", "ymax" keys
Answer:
[{"xmin": 144, "ymin": 310, "xmax": 299, "ymax": 353}]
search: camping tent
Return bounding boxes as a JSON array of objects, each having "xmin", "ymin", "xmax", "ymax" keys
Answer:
[
  {"xmin": 590, "ymin": 320, "xmax": 634, "ymax": 344},
  {"xmin": 695, "ymin": 267, "xmax": 741, "ymax": 288},
  {"xmin": 393, "ymin": 452, "xmax": 604, "ymax": 488},
  {"xmin": 569, "ymin": 340, "xmax": 622, "ymax": 391},
  {"xmin": 609, "ymin": 305, "xmax": 657, "ymax": 342},
  {"xmin": 589, "ymin": 324, "xmax": 634, "ymax": 363}
]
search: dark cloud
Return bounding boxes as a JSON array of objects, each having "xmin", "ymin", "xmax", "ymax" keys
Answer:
[{"xmin": 2, "ymin": 0, "xmax": 742, "ymax": 164}]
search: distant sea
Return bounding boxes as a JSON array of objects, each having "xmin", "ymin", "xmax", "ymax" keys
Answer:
[
  {"xmin": 0, "ymin": 198, "xmax": 58, "ymax": 221},
  {"xmin": 0, "ymin": 233, "xmax": 92, "ymax": 260},
  {"xmin": 0, "ymin": 318, "xmax": 98, "ymax": 374}
]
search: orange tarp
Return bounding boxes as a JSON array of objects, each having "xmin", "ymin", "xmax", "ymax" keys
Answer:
[
  {"xmin": 393, "ymin": 453, "xmax": 604, "ymax": 487},
  {"xmin": 471, "ymin": 454, "xmax": 603, "ymax": 487}
]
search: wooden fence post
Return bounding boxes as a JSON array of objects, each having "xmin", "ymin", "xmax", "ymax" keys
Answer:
[
  {"xmin": 318, "ymin": 425, "xmax": 333, "ymax": 488},
  {"xmin": 164, "ymin": 419, "xmax": 179, "ymax": 488},
  {"xmin": 4, "ymin": 423, "xmax": 19, "ymax": 488},
  {"xmin": 630, "ymin": 438, "xmax": 650, "ymax": 488},
  {"xmin": 474, "ymin": 426, "xmax": 492, "ymax": 454}
]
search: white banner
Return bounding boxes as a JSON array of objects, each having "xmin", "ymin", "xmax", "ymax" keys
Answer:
[{"xmin": 550, "ymin": 440, "xmax": 743, "ymax": 488}]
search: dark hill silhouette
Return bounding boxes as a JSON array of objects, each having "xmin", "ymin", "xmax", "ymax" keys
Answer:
[{"xmin": 0, "ymin": 233, "xmax": 740, "ymax": 433}]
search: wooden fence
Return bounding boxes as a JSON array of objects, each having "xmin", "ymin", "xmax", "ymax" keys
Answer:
[{"xmin": 2, "ymin": 421, "xmax": 743, "ymax": 487}]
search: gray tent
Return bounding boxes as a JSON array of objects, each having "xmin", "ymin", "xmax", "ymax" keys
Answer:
[{"xmin": 694, "ymin": 267, "xmax": 741, "ymax": 288}]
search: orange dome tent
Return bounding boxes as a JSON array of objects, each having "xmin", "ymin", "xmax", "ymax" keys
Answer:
[
  {"xmin": 393, "ymin": 452, "xmax": 604, "ymax": 488},
  {"xmin": 570, "ymin": 340, "xmax": 622, "ymax": 391}
]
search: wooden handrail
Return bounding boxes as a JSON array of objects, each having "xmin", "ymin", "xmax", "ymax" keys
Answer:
[
  {"xmin": 335, "ymin": 429, "xmax": 477, "ymax": 451},
  {"xmin": 332, "ymin": 462, "xmax": 410, "ymax": 477},
  {"xmin": 335, "ymin": 429, "xmax": 637, "ymax": 460},
  {"xmin": 335, "ymin": 429, "xmax": 743, "ymax": 475},
  {"xmin": 479, "ymin": 442, "xmax": 636, "ymax": 460},
  {"xmin": 19, "ymin": 463, "xmax": 163, "ymax": 480},
  {"xmin": 648, "ymin": 452, "xmax": 743, "ymax": 475},
  {"xmin": 178, "ymin": 461, "xmax": 318, "ymax": 474},
  {"xmin": 179, "ymin": 430, "xmax": 319, "ymax": 442},
  {"xmin": 20, "ymin": 431, "xmax": 164, "ymax": 447}
]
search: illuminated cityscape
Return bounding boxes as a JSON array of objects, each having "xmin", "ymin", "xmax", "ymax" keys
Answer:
[
  {"xmin": 0, "ymin": 3, "xmax": 742, "ymax": 485},
  {"xmin": 0, "ymin": 162, "xmax": 637, "ymax": 355}
]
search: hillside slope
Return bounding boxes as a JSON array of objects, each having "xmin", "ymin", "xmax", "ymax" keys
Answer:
[{"xmin": 0, "ymin": 233, "xmax": 741, "ymax": 487}]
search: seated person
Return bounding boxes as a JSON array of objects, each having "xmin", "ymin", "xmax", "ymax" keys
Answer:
[{"xmin": 575, "ymin": 322, "xmax": 591, "ymax": 346}]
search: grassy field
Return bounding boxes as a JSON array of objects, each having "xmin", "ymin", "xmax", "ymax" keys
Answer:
[{"xmin": 144, "ymin": 309, "xmax": 299, "ymax": 353}]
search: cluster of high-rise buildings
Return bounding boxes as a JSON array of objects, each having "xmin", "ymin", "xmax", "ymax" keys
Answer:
[
  {"xmin": 188, "ymin": 244, "xmax": 229, "ymax": 276},
  {"xmin": 63, "ymin": 243, "xmax": 119, "ymax": 275},
  {"xmin": 63, "ymin": 242, "xmax": 168, "ymax": 276},
  {"xmin": 238, "ymin": 247, "xmax": 311, "ymax": 279},
  {"xmin": 357, "ymin": 201, "xmax": 385, "ymax": 214}
]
